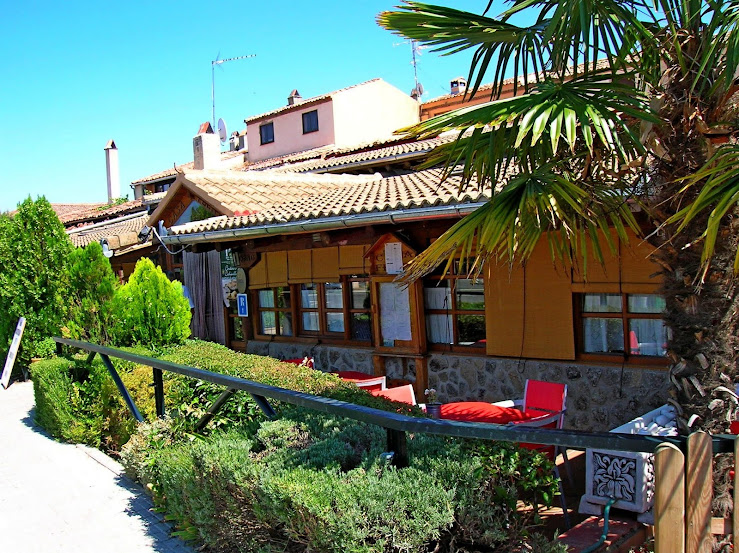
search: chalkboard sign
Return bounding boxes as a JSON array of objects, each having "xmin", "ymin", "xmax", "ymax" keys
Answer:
[{"xmin": 1, "ymin": 317, "xmax": 26, "ymax": 389}]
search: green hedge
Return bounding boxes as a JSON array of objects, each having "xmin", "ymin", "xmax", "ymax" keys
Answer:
[{"xmin": 33, "ymin": 341, "xmax": 566, "ymax": 552}]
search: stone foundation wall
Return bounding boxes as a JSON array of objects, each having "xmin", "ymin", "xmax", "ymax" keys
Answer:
[
  {"xmin": 426, "ymin": 354, "xmax": 668, "ymax": 432},
  {"xmin": 245, "ymin": 341, "xmax": 375, "ymax": 374},
  {"xmin": 245, "ymin": 341, "xmax": 668, "ymax": 433}
]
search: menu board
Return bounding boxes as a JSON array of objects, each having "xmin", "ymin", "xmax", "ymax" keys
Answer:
[
  {"xmin": 221, "ymin": 249, "xmax": 238, "ymax": 307},
  {"xmin": 379, "ymin": 282, "xmax": 411, "ymax": 345}
]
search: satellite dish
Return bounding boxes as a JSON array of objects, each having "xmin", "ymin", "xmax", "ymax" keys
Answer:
[{"xmin": 217, "ymin": 118, "xmax": 228, "ymax": 144}]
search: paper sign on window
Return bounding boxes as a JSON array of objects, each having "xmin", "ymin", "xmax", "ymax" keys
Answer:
[{"xmin": 384, "ymin": 242, "xmax": 403, "ymax": 275}]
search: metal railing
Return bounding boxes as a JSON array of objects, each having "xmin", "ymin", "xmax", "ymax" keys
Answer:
[{"xmin": 54, "ymin": 338, "xmax": 736, "ymax": 467}]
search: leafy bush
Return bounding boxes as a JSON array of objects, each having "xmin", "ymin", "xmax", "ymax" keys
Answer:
[
  {"xmin": 110, "ymin": 258, "xmax": 191, "ymax": 348},
  {"xmin": 33, "ymin": 337, "xmax": 57, "ymax": 359},
  {"xmin": 0, "ymin": 197, "xmax": 73, "ymax": 370},
  {"xmin": 65, "ymin": 242, "xmax": 117, "ymax": 344}
]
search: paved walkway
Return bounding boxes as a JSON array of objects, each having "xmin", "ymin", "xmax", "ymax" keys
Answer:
[{"xmin": 0, "ymin": 381, "xmax": 196, "ymax": 553}]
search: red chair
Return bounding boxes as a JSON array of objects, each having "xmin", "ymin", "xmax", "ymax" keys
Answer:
[
  {"xmin": 508, "ymin": 379, "xmax": 571, "ymax": 528},
  {"xmin": 369, "ymin": 384, "xmax": 417, "ymax": 406}
]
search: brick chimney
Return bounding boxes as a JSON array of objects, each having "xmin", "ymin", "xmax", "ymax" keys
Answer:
[
  {"xmin": 104, "ymin": 139, "xmax": 120, "ymax": 202},
  {"xmin": 450, "ymin": 77, "xmax": 467, "ymax": 96},
  {"xmin": 287, "ymin": 89, "xmax": 302, "ymax": 106},
  {"xmin": 193, "ymin": 122, "xmax": 220, "ymax": 170}
]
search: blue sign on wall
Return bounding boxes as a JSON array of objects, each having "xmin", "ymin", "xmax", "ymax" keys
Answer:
[{"xmin": 237, "ymin": 293, "xmax": 249, "ymax": 317}]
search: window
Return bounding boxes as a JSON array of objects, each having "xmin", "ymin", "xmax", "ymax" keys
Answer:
[
  {"xmin": 226, "ymin": 301, "xmax": 245, "ymax": 343},
  {"xmin": 302, "ymin": 110, "xmax": 319, "ymax": 134},
  {"xmin": 424, "ymin": 261, "xmax": 485, "ymax": 347},
  {"xmin": 296, "ymin": 277, "xmax": 372, "ymax": 342},
  {"xmin": 257, "ymin": 287, "xmax": 292, "ymax": 336},
  {"xmin": 579, "ymin": 293, "xmax": 669, "ymax": 358},
  {"xmin": 259, "ymin": 122, "xmax": 274, "ymax": 145}
]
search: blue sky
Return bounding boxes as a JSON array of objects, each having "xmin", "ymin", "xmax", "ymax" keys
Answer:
[{"xmin": 0, "ymin": 0, "xmax": 490, "ymax": 212}]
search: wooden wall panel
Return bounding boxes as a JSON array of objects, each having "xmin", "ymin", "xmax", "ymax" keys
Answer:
[
  {"xmin": 522, "ymin": 244, "xmax": 575, "ymax": 360},
  {"xmin": 339, "ymin": 245, "xmax": 367, "ymax": 275},
  {"xmin": 312, "ymin": 247, "xmax": 339, "ymax": 281},
  {"xmin": 571, "ymin": 229, "xmax": 621, "ymax": 284},
  {"xmin": 485, "ymin": 261, "xmax": 525, "ymax": 358},
  {"xmin": 249, "ymin": 257, "xmax": 267, "ymax": 289},
  {"xmin": 621, "ymin": 237, "xmax": 660, "ymax": 287},
  {"xmin": 266, "ymin": 251, "xmax": 288, "ymax": 287},
  {"xmin": 288, "ymin": 250, "xmax": 312, "ymax": 283}
]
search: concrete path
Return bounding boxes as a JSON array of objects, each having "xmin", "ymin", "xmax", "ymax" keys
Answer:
[{"xmin": 0, "ymin": 381, "xmax": 196, "ymax": 553}]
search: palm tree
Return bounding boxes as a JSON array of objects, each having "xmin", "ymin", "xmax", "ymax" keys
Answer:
[{"xmin": 379, "ymin": 0, "xmax": 739, "ymax": 514}]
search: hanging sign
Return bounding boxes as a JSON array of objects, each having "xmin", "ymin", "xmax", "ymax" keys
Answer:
[
  {"xmin": 237, "ymin": 294, "xmax": 249, "ymax": 317},
  {"xmin": 1, "ymin": 317, "xmax": 26, "ymax": 389}
]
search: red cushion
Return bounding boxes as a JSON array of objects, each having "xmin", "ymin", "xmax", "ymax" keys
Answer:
[
  {"xmin": 334, "ymin": 370, "xmax": 378, "ymax": 382},
  {"xmin": 369, "ymin": 385, "xmax": 416, "ymax": 405},
  {"xmin": 440, "ymin": 402, "xmax": 534, "ymax": 424}
]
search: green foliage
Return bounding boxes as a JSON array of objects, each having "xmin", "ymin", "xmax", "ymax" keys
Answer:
[
  {"xmin": 0, "ymin": 197, "xmax": 73, "ymax": 369},
  {"xmin": 33, "ymin": 337, "xmax": 57, "ymax": 359},
  {"xmin": 110, "ymin": 258, "xmax": 191, "ymax": 348},
  {"xmin": 65, "ymin": 242, "xmax": 117, "ymax": 344}
]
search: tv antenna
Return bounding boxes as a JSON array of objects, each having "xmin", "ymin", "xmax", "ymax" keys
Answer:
[
  {"xmin": 393, "ymin": 40, "xmax": 427, "ymax": 99},
  {"xmin": 212, "ymin": 53, "xmax": 256, "ymax": 129}
]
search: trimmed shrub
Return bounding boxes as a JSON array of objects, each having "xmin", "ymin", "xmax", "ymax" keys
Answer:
[
  {"xmin": 0, "ymin": 197, "xmax": 73, "ymax": 370},
  {"xmin": 65, "ymin": 242, "xmax": 117, "ymax": 344},
  {"xmin": 110, "ymin": 258, "xmax": 191, "ymax": 348}
]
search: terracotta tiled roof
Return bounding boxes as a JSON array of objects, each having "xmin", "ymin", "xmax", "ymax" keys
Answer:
[
  {"xmin": 176, "ymin": 169, "xmax": 378, "ymax": 217},
  {"xmin": 53, "ymin": 198, "xmax": 147, "ymax": 227},
  {"xmin": 168, "ymin": 167, "xmax": 497, "ymax": 236},
  {"xmin": 131, "ymin": 149, "xmax": 246, "ymax": 185},
  {"xmin": 273, "ymin": 135, "xmax": 455, "ymax": 174},
  {"xmin": 244, "ymin": 79, "xmax": 382, "ymax": 124},
  {"xmin": 67, "ymin": 213, "xmax": 150, "ymax": 248}
]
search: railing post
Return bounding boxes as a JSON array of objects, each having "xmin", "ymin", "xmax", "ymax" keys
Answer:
[
  {"xmin": 153, "ymin": 368, "xmax": 165, "ymax": 418},
  {"xmin": 99, "ymin": 354, "xmax": 143, "ymax": 423},
  {"xmin": 250, "ymin": 393, "xmax": 276, "ymax": 419},
  {"xmin": 196, "ymin": 389, "xmax": 237, "ymax": 431},
  {"xmin": 386, "ymin": 428, "xmax": 408, "ymax": 468},
  {"xmin": 686, "ymin": 431, "xmax": 712, "ymax": 553},
  {"xmin": 654, "ymin": 442, "xmax": 685, "ymax": 553}
]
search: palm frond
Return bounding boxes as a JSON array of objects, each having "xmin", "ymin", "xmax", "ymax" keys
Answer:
[
  {"xmin": 401, "ymin": 73, "xmax": 656, "ymax": 189},
  {"xmin": 377, "ymin": 2, "xmax": 550, "ymax": 98},
  {"xmin": 665, "ymin": 144, "xmax": 739, "ymax": 272},
  {"xmin": 399, "ymin": 166, "xmax": 641, "ymax": 281}
]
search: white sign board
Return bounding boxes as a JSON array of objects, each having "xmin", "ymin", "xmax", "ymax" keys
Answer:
[
  {"xmin": 1, "ymin": 317, "xmax": 26, "ymax": 389},
  {"xmin": 384, "ymin": 242, "xmax": 404, "ymax": 275},
  {"xmin": 237, "ymin": 293, "xmax": 249, "ymax": 317},
  {"xmin": 379, "ymin": 283, "xmax": 412, "ymax": 345}
]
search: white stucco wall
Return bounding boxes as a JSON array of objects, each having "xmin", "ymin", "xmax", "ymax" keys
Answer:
[{"xmin": 331, "ymin": 79, "xmax": 420, "ymax": 146}]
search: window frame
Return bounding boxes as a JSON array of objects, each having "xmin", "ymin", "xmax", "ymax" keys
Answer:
[
  {"xmin": 255, "ymin": 287, "xmax": 292, "ymax": 337},
  {"xmin": 423, "ymin": 261, "xmax": 486, "ymax": 351},
  {"xmin": 576, "ymin": 292, "xmax": 669, "ymax": 365},
  {"xmin": 302, "ymin": 110, "xmax": 319, "ymax": 134},
  {"xmin": 259, "ymin": 122, "xmax": 274, "ymax": 145},
  {"xmin": 252, "ymin": 277, "xmax": 373, "ymax": 345}
]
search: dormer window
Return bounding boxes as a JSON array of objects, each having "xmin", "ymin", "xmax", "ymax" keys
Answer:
[
  {"xmin": 259, "ymin": 122, "xmax": 274, "ymax": 145},
  {"xmin": 302, "ymin": 110, "xmax": 319, "ymax": 134}
]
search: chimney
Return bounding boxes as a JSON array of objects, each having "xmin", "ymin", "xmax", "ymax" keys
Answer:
[
  {"xmin": 104, "ymin": 139, "xmax": 120, "ymax": 202},
  {"xmin": 450, "ymin": 77, "xmax": 467, "ymax": 96},
  {"xmin": 193, "ymin": 122, "xmax": 220, "ymax": 170},
  {"xmin": 287, "ymin": 89, "xmax": 302, "ymax": 106}
]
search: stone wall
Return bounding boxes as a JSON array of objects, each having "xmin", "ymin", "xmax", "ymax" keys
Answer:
[
  {"xmin": 244, "ymin": 341, "xmax": 668, "ymax": 433},
  {"xmin": 426, "ymin": 354, "xmax": 668, "ymax": 432}
]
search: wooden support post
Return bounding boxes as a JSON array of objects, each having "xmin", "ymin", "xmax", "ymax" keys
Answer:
[
  {"xmin": 99, "ymin": 354, "xmax": 143, "ymax": 423},
  {"xmin": 413, "ymin": 356, "xmax": 428, "ymax": 402},
  {"xmin": 152, "ymin": 368, "xmax": 165, "ymax": 418},
  {"xmin": 654, "ymin": 442, "xmax": 685, "ymax": 553},
  {"xmin": 686, "ymin": 432, "xmax": 712, "ymax": 553},
  {"xmin": 196, "ymin": 388, "xmax": 237, "ymax": 431},
  {"xmin": 386, "ymin": 428, "xmax": 408, "ymax": 468}
]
